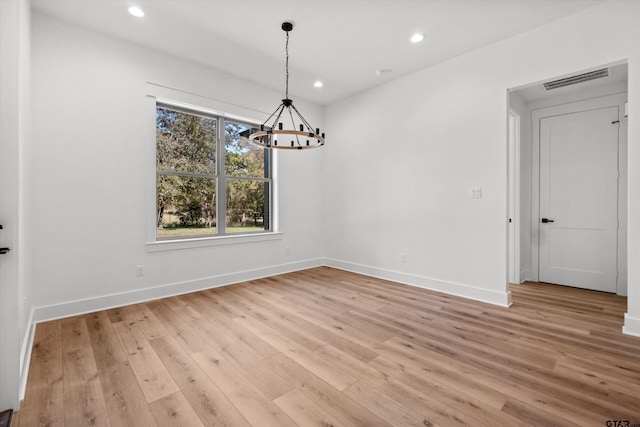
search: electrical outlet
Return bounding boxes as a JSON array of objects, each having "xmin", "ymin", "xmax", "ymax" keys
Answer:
[
  {"xmin": 400, "ymin": 253, "xmax": 407, "ymax": 263},
  {"xmin": 136, "ymin": 265, "xmax": 144, "ymax": 277},
  {"xmin": 285, "ymin": 246, "xmax": 291, "ymax": 255}
]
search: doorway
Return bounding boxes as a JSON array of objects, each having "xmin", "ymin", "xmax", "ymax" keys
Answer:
[
  {"xmin": 536, "ymin": 100, "xmax": 620, "ymax": 292},
  {"xmin": 508, "ymin": 62, "xmax": 628, "ymax": 295}
]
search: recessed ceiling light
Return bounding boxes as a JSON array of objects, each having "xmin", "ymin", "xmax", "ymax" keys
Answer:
[
  {"xmin": 313, "ymin": 81, "xmax": 323, "ymax": 88},
  {"xmin": 128, "ymin": 6, "xmax": 144, "ymax": 17},
  {"xmin": 410, "ymin": 33, "xmax": 424, "ymax": 43}
]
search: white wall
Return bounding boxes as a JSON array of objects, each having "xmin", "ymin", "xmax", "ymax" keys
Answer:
[
  {"xmin": 324, "ymin": 0, "xmax": 640, "ymax": 334},
  {"xmin": 325, "ymin": 61, "xmax": 512, "ymax": 305},
  {"xmin": 28, "ymin": 12, "xmax": 325, "ymax": 319}
]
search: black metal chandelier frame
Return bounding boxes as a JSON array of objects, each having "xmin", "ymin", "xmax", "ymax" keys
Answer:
[{"xmin": 248, "ymin": 22, "xmax": 325, "ymax": 150}]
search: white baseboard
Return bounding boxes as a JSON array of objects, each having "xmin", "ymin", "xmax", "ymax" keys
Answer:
[
  {"xmin": 324, "ymin": 258, "xmax": 512, "ymax": 307},
  {"xmin": 31, "ymin": 258, "xmax": 324, "ymax": 323},
  {"xmin": 623, "ymin": 313, "xmax": 640, "ymax": 337},
  {"xmin": 18, "ymin": 309, "xmax": 35, "ymax": 404},
  {"xmin": 28, "ymin": 258, "xmax": 517, "ymax": 325}
]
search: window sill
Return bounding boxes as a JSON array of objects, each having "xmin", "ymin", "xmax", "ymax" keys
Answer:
[{"xmin": 146, "ymin": 232, "xmax": 283, "ymax": 252}]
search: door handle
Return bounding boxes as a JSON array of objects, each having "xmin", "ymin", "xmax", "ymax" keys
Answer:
[
  {"xmin": 0, "ymin": 225, "xmax": 8, "ymax": 254},
  {"xmin": 541, "ymin": 218, "xmax": 554, "ymax": 223}
]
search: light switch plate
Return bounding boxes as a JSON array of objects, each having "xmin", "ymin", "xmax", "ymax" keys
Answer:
[{"xmin": 469, "ymin": 187, "xmax": 482, "ymax": 198}]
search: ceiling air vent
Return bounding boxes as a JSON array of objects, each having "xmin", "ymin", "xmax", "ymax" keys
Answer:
[{"xmin": 543, "ymin": 68, "xmax": 609, "ymax": 90}]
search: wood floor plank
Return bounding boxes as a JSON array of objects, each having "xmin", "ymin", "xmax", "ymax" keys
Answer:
[
  {"xmin": 27, "ymin": 321, "xmax": 63, "ymax": 388},
  {"xmin": 189, "ymin": 317, "xmax": 266, "ymax": 367},
  {"xmin": 343, "ymin": 381, "xmax": 440, "ymax": 427},
  {"xmin": 235, "ymin": 358, "xmax": 296, "ymax": 401},
  {"xmin": 554, "ymin": 357, "xmax": 640, "ymax": 399},
  {"xmin": 126, "ymin": 303, "xmax": 169, "ymax": 340},
  {"xmin": 313, "ymin": 344, "xmax": 388, "ymax": 388},
  {"xmin": 222, "ymin": 287, "xmax": 325, "ymax": 352},
  {"xmin": 234, "ymin": 314, "xmax": 359, "ymax": 391},
  {"xmin": 112, "ymin": 320, "xmax": 179, "ymax": 403},
  {"xmin": 369, "ymin": 378, "xmax": 468, "ymax": 427},
  {"xmin": 274, "ymin": 389, "xmax": 348, "ymax": 427},
  {"xmin": 16, "ymin": 384, "xmax": 62, "ymax": 426},
  {"xmin": 190, "ymin": 309, "xmax": 279, "ymax": 361},
  {"xmin": 275, "ymin": 297, "xmax": 340, "ymax": 325},
  {"xmin": 97, "ymin": 361, "xmax": 159, "ymax": 427},
  {"xmin": 60, "ymin": 316, "xmax": 110, "ymax": 427},
  {"xmin": 501, "ymin": 397, "xmax": 581, "ymax": 427},
  {"xmin": 145, "ymin": 300, "xmax": 209, "ymax": 354},
  {"xmin": 149, "ymin": 391, "xmax": 205, "ymax": 427},
  {"xmin": 192, "ymin": 347, "xmax": 297, "ymax": 427},
  {"xmin": 200, "ymin": 287, "xmax": 248, "ymax": 318},
  {"xmin": 85, "ymin": 311, "xmax": 128, "ymax": 371},
  {"xmin": 105, "ymin": 306, "xmax": 129, "ymax": 324},
  {"xmin": 86, "ymin": 311, "xmax": 158, "ymax": 427},
  {"xmin": 166, "ymin": 295, "xmax": 204, "ymax": 323},
  {"xmin": 382, "ymin": 302, "xmax": 573, "ymax": 367},
  {"xmin": 350, "ymin": 307, "xmax": 559, "ymax": 376},
  {"xmin": 382, "ymin": 336, "xmax": 618, "ymax": 426},
  {"xmin": 17, "ymin": 267, "xmax": 640, "ymax": 426},
  {"xmin": 229, "ymin": 286, "xmax": 379, "ymax": 362},
  {"xmin": 376, "ymin": 338, "xmax": 512, "ymax": 405},
  {"xmin": 370, "ymin": 353, "xmax": 527, "ymax": 427},
  {"xmin": 368, "ymin": 351, "xmax": 508, "ymax": 411},
  {"xmin": 319, "ymin": 317, "xmax": 388, "ymax": 350},
  {"xmin": 18, "ymin": 321, "xmax": 64, "ymax": 427},
  {"xmin": 264, "ymin": 352, "xmax": 393, "ymax": 427},
  {"xmin": 149, "ymin": 335, "xmax": 251, "ymax": 427}
]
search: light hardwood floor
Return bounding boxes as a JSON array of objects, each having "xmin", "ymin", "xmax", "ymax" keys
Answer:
[{"xmin": 13, "ymin": 267, "xmax": 640, "ymax": 426}]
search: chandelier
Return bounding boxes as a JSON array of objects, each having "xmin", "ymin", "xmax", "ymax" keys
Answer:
[{"xmin": 249, "ymin": 22, "xmax": 325, "ymax": 150}]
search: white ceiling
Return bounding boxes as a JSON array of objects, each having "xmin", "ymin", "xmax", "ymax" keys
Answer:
[{"xmin": 31, "ymin": 0, "xmax": 606, "ymax": 106}]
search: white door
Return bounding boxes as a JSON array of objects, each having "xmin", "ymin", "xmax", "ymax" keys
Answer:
[{"xmin": 539, "ymin": 106, "xmax": 619, "ymax": 292}]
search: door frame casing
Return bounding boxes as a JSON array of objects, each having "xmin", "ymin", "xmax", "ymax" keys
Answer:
[
  {"xmin": 508, "ymin": 109, "xmax": 521, "ymax": 285},
  {"xmin": 530, "ymin": 93, "xmax": 627, "ymax": 294}
]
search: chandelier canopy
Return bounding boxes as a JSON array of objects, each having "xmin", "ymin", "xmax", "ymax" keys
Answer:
[{"xmin": 248, "ymin": 22, "xmax": 325, "ymax": 150}]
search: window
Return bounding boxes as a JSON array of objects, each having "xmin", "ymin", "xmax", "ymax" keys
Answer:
[{"xmin": 156, "ymin": 104, "xmax": 272, "ymax": 240}]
